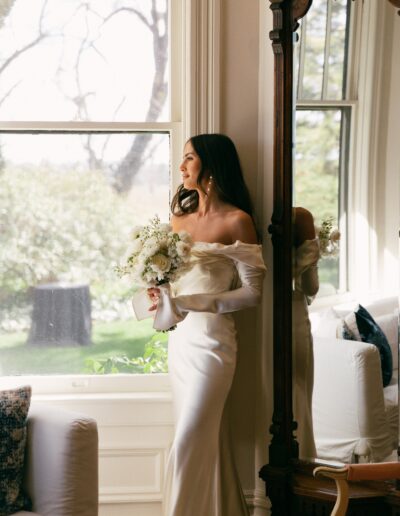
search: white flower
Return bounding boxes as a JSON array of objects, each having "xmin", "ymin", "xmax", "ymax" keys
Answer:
[
  {"xmin": 176, "ymin": 241, "xmax": 191, "ymax": 259},
  {"xmin": 330, "ymin": 229, "xmax": 341, "ymax": 242},
  {"xmin": 116, "ymin": 215, "xmax": 193, "ymax": 287},
  {"xmin": 159, "ymin": 223, "xmax": 171, "ymax": 233},
  {"xmin": 317, "ymin": 217, "xmax": 341, "ymax": 258},
  {"xmin": 129, "ymin": 238, "xmax": 143, "ymax": 254},
  {"xmin": 178, "ymin": 230, "xmax": 192, "ymax": 244},
  {"xmin": 150, "ymin": 253, "xmax": 171, "ymax": 273},
  {"xmin": 142, "ymin": 237, "xmax": 159, "ymax": 257}
]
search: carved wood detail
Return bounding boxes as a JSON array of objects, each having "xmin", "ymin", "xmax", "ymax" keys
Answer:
[{"xmin": 267, "ymin": 0, "xmax": 297, "ymax": 466}]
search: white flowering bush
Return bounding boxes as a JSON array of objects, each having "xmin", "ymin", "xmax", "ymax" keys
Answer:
[
  {"xmin": 116, "ymin": 215, "xmax": 193, "ymax": 287},
  {"xmin": 317, "ymin": 216, "xmax": 341, "ymax": 258}
]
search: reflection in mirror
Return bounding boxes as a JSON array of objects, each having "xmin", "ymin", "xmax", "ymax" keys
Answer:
[
  {"xmin": 292, "ymin": 207, "xmax": 320, "ymax": 460},
  {"xmin": 293, "ymin": 0, "xmax": 399, "ymax": 465}
]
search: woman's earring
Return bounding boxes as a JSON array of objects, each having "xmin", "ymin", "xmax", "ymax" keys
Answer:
[{"xmin": 207, "ymin": 175, "xmax": 213, "ymax": 194}]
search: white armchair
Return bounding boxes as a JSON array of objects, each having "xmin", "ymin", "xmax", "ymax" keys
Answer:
[
  {"xmin": 15, "ymin": 405, "xmax": 99, "ymax": 516},
  {"xmin": 311, "ymin": 296, "xmax": 398, "ymax": 463}
]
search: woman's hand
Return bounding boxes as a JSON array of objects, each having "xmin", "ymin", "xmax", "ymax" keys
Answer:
[{"xmin": 147, "ymin": 287, "xmax": 161, "ymax": 311}]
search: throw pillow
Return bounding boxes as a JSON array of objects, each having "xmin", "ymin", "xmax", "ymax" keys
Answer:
[
  {"xmin": 342, "ymin": 305, "xmax": 393, "ymax": 387},
  {"xmin": 0, "ymin": 386, "xmax": 32, "ymax": 516},
  {"xmin": 355, "ymin": 305, "xmax": 393, "ymax": 387}
]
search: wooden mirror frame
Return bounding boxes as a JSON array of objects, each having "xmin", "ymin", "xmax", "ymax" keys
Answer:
[
  {"xmin": 259, "ymin": 1, "xmax": 400, "ymax": 514},
  {"xmin": 258, "ymin": 2, "xmax": 312, "ymax": 514}
]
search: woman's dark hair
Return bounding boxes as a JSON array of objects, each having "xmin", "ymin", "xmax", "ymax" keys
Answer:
[{"xmin": 171, "ymin": 133, "xmax": 254, "ymax": 217}]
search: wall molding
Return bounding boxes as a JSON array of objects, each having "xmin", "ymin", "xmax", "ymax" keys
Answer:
[
  {"xmin": 99, "ymin": 446, "xmax": 167, "ymax": 504},
  {"xmin": 184, "ymin": 0, "xmax": 221, "ymax": 137}
]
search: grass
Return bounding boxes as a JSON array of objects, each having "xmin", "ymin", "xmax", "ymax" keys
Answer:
[{"xmin": 0, "ymin": 318, "xmax": 157, "ymax": 375}]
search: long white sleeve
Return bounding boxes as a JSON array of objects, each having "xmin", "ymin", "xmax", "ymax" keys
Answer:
[
  {"xmin": 153, "ymin": 258, "xmax": 266, "ymax": 331},
  {"xmin": 293, "ymin": 239, "xmax": 320, "ymax": 304},
  {"xmin": 301, "ymin": 265, "xmax": 319, "ymax": 298}
]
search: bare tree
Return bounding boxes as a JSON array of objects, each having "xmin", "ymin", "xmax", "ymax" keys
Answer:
[
  {"xmin": 57, "ymin": 0, "xmax": 169, "ymax": 193},
  {"xmin": 0, "ymin": 0, "xmax": 49, "ymax": 170},
  {"xmin": 100, "ymin": 1, "xmax": 169, "ymax": 193},
  {"xmin": 0, "ymin": 0, "xmax": 168, "ymax": 191}
]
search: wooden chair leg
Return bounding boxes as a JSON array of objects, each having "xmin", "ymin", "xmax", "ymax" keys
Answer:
[{"xmin": 314, "ymin": 466, "xmax": 350, "ymax": 516}]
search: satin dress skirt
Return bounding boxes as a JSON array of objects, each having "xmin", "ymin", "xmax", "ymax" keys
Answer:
[{"xmin": 163, "ymin": 311, "xmax": 249, "ymax": 516}]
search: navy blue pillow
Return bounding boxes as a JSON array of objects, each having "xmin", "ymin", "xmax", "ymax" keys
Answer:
[{"xmin": 355, "ymin": 305, "xmax": 393, "ymax": 387}]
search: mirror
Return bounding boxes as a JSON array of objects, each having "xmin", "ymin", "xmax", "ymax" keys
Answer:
[
  {"xmin": 292, "ymin": 0, "xmax": 399, "ymax": 465},
  {"xmin": 260, "ymin": 0, "xmax": 400, "ymax": 513}
]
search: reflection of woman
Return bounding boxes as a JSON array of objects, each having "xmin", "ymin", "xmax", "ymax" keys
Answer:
[
  {"xmin": 293, "ymin": 207, "xmax": 320, "ymax": 459},
  {"xmin": 148, "ymin": 134, "xmax": 266, "ymax": 516}
]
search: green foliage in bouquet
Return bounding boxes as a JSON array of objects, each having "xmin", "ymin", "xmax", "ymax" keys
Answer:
[{"xmin": 84, "ymin": 333, "xmax": 168, "ymax": 374}]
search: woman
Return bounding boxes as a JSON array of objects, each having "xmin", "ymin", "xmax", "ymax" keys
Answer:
[
  {"xmin": 148, "ymin": 133, "xmax": 266, "ymax": 516},
  {"xmin": 292, "ymin": 207, "xmax": 320, "ymax": 459}
]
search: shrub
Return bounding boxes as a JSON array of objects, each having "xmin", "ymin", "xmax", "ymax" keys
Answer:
[
  {"xmin": 84, "ymin": 333, "xmax": 168, "ymax": 374},
  {"xmin": 0, "ymin": 166, "xmax": 135, "ymax": 328}
]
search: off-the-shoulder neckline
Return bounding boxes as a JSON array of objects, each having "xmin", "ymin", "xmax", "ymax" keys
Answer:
[{"xmin": 193, "ymin": 240, "xmax": 261, "ymax": 248}]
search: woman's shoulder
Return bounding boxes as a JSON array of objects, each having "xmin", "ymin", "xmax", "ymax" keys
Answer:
[{"xmin": 225, "ymin": 208, "xmax": 257, "ymax": 244}]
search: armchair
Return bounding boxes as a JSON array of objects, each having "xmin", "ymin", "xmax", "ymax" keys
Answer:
[
  {"xmin": 314, "ymin": 462, "xmax": 400, "ymax": 516},
  {"xmin": 16, "ymin": 404, "xmax": 98, "ymax": 516}
]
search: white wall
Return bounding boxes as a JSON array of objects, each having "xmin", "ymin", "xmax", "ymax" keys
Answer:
[
  {"xmin": 377, "ymin": 4, "xmax": 400, "ymax": 294},
  {"xmin": 218, "ymin": 1, "xmax": 274, "ymax": 514}
]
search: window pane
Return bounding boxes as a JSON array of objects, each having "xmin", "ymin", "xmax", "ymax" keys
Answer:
[
  {"xmin": 297, "ymin": 0, "xmax": 350, "ymax": 101},
  {"xmin": 0, "ymin": 0, "xmax": 169, "ymax": 121},
  {"xmin": 294, "ymin": 109, "xmax": 348, "ymax": 295},
  {"xmin": 0, "ymin": 132, "xmax": 170, "ymax": 375},
  {"xmin": 327, "ymin": 0, "xmax": 349, "ymax": 99}
]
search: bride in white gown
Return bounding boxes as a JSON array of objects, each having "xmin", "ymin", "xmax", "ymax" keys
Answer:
[
  {"xmin": 148, "ymin": 134, "xmax": 266, "ymax": 516},
  {"xmin": 292, "ymin": 207, "xmax": 320, "ymax": 459}
]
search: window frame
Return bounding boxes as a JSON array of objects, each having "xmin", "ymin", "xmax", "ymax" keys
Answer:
[
  {"xmin": 297, "ymin": 0, "xmax": 391, "ymax": 309},
  {"xmin": 0, "ymin": 0, "xmax": 221, "ymax": 394},
  {"xmin": 295, "ymin": 0, "xmax": 365, "ymax": 303}
]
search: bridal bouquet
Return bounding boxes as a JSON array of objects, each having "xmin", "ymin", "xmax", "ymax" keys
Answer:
[
  {"xmin": 116, "ymin": 216, "xmax": 192, "ymax": 325},
  {"xmin": 317, "ymin": 216, "xmax": 341, "ymax": 258},
  {"xmin": 116, "ymin": 215, "xmax": 193, "ymax": 287}
]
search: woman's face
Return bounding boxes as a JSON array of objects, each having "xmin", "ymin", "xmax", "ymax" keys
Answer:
[{"xmin": 180, "ymin": 141, "xmax": 202, "ymax": 191}]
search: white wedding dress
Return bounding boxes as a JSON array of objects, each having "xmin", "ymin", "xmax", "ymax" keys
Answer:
[
  {"xmin": 153, "ymin": 241, "xmax": 266, "ymax": 516},
  {"xmin": 292, "ymin": 238, "xmax": 320, "ymax": 459}
]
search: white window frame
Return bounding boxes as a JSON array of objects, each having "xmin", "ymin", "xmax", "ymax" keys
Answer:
[
  {"xmin": 0, "ymin": 0, "xmax": 221, "ymax": 396},
  {"xmin": 298, "ymin": 0, "xmax": 388, "ymax": 310},
  {"xmin": 296, "ymin": 0, "xmax": 358, "ymax": 299}
]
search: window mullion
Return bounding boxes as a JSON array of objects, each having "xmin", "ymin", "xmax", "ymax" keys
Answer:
[{"xmin": 322, "ymin": 0, "xmax": 333, "ymax": 100}]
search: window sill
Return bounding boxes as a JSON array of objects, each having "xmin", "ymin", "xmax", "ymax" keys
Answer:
[{"xmin": 0, "ymin": 373, "xmax": 171, "ymax": 396}]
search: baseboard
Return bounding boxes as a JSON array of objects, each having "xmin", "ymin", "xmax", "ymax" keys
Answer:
[{"xmin": 244, "ymin": 487, "xmax": 270, "ymax": 515}]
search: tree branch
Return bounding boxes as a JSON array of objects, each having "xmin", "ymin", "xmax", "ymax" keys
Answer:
[
  {"xmin": 102, "ymin": 6, "xmax": 152, "ymax": 31},
  {"xmin": 0, "ymin": 80, "xmax": 21, "ymax": 108},
  {"xmin": 0, "ymin": 34, "xmax": 46, "ymax": 75}
]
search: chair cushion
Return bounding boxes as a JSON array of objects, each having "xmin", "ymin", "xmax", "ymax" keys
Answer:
[
  {"xmin": 342, "ymin": 305, "xmax": 393, "ymax": 387},
  {"xmin": 0, "ymin": 386, "xmax": 32, "ymax": 515}
]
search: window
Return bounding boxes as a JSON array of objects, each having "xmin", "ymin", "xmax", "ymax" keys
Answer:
[
  {"xmin": 294, "ymin": 0, "xmax": 355, "ymax": 296},
  {"xmin": 0, "ymin": 0, "xmax": 183, "ymax": 377}
]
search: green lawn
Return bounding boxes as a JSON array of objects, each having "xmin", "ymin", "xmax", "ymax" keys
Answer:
[{"xmin": 0, "ymin": 319, "xmax": 157, "ymax": 375}]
